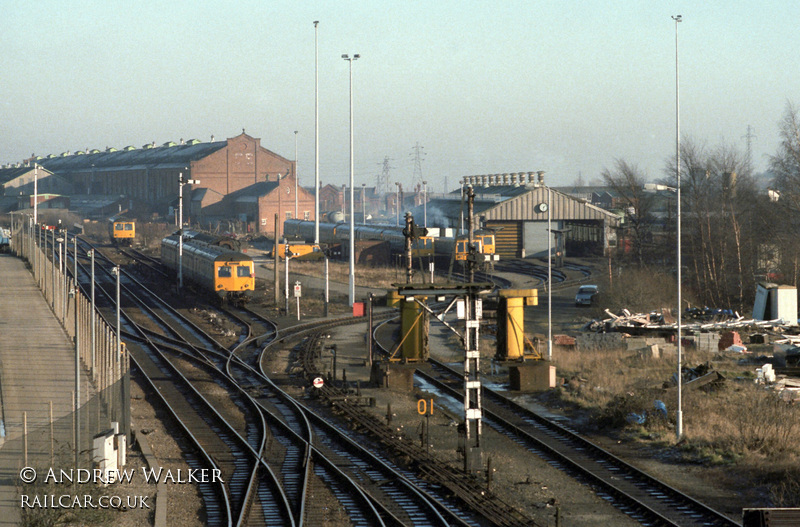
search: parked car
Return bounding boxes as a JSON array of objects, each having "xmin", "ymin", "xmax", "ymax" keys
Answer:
[{"xmin": 575, "ymin": 285, "xmax": 599, "ymax": 306}]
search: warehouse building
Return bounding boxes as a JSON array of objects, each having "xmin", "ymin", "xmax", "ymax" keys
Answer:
[{"xmin": 24, "ymin": 131, "xmax": 310, "ymax": 232}]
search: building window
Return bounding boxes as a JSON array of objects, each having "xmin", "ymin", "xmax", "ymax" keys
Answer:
[
  {"xmin": 286, "ymin": 212, "xmax": 292, "ymax": 220},
  {"xmin": 304, "ymin": 211, "xmax": 310, "ymax": 220}
]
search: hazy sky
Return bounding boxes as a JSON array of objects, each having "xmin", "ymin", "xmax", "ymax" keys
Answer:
[{"xmin": 2, "ymin": 1, "xmax": 798, "ymax": 193}]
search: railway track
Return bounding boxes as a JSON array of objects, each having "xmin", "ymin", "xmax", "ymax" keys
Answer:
[
  {"xmin": 92, "ymin": 242, "xmax": 494, "ymax": 525},
  {"xmin": 65, "ymin": 237, "xmax": 286, "ymax": 526},
  {"xmin": 229, "ymin": 307, "xmax": 478, "ymax": 526},
  {"xmin": 370, "ymin": 314, "xmax": 741, "ymax": 527},
  {"xmin": 493, "ymin": 258, "xmax": 594, "ymax": 290},
  {"xmin": 275, "ymin": 324, "xmax": 538, "ymax": 527}
]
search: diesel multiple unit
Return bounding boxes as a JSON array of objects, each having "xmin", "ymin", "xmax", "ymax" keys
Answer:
[
  {"xmin": 161, "ymin": 233, "xmax": 255, "ymax": 304},
  {"xmin": 109, "ymin": 220, "xmax": 136, "ymax": 246},
  {"xmin": 282, "ymin": 219, "xmax": 496, "ymax": 264}
]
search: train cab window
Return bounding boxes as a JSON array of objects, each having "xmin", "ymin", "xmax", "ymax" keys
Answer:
[
  {"xmin": 124, "ymin": 224, "xmax": 133, "ymax": 231},
  {"xmin": 115, "ymin": 224, "xmax": 124, "ymax": 231},
  {"xmin": 236, "ymin": 265, "xmax": 251, "ymax": 278},
  {"xmin": 218, "ymin": 266, "xmax": 232, "ymax": 278}
]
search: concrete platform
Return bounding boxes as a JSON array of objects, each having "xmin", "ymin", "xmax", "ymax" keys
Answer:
[{"xmin": 0, "ymin": 253, "xmax": 91, "ymax": 526}]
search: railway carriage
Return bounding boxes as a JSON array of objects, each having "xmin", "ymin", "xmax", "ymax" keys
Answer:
[
  {"xmin": 161, "ymin": 234, "xmax": 255, "ymax": 304},
  {"xmin": 283, "ymin": 219, "xmax": 493, "ymax": 265}
]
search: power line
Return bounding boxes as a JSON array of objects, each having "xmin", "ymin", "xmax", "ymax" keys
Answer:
[
  {"xmin": 742, "ymin": 125, "xmax": 757, "ymax": 170},
  {"xmin": 375, "ymin": 156, "xmax": 394, "ymax": 195},
  {"xmin": 410, "ymin": 142, "xmax": 426, "ymax": 187}
]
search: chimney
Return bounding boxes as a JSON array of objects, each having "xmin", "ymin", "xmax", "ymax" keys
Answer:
[{"xmin": 537, "ymin": 171, "xmax": 545, "ymax": 186}]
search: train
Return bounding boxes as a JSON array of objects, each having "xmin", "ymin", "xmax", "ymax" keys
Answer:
[
  {"xmin": 275, "ymin": 242, "xmax": 325, "ymax": 261},
  {"xmin": 160, "ymin": 233, "xmax": 255, "ymax": 304},
  {"xmin": 0, "ymin": 227, "xmax": 10, "ymax": 253},
  {"xmin": 109, "ymin": 220, "xmax": 136, "ymax": 246},
  {"xmin": 282, "ymin": 219, "xmax": 497, "ymax": 267}
]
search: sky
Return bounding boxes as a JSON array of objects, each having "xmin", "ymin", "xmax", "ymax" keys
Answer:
[{"xmin": 2, "ymin": 1, "xmax": 799, "ymax": 194}]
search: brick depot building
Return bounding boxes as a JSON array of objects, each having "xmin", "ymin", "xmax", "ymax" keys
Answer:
[{"xmin": 34, "ymin": 132, "xmax": 313, "ymax": 234}]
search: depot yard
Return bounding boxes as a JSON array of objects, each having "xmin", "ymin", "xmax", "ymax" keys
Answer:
[
  {"xmin": 252, "ymin": 247, "xmax": 800, "ymax": 513},
  {"xmin": 539, "ymin": 338, "xmax": 799, "ymax": 503}
]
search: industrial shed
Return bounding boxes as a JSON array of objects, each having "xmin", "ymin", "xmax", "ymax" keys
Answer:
[
  {"xmin": 31, "ymin": 132, "xmax": 297, "ymax": 224},
  {"xmin": 480, "ymin": 186, "xmax": 620, "ymax": 258},
  {"xmin": 201, "ymin": 177, "xmax": 315, "ymax": 236},
  {"xmin": 412, "ymin": 174, "xmax": 621, "ymax": 259},
  {"xmin": 0, "ymin": 165, "xmax": 71, "ymax": 198}
]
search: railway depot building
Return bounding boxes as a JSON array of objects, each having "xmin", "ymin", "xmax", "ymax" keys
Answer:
[
  {"xmin": 411, "ymin": 173, "xmax": 621, "ymax": 258},
  {"xmin": 29, "ymin": 132, "xmax": 312, "ymax": 233}
]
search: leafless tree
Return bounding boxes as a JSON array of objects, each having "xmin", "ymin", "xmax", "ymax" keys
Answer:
[
  {"xmin": 601, "ymin": 159, "xmax": 656, "ymax": 267},
  {"xmin": 768, "ymin": 101, "xmax": 800, "ymax": 286},
  {"xmin": 663, "ymin": 138, "xmax": 759, "ymax": 311}
]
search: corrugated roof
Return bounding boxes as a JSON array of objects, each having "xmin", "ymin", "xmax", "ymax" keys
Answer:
[
  {"xmin": 35, "ymin": 140, "xmax": 228, "ymax": 172},
  {"xmin": 405, "ymin": 198, "xmax": 497, "ymax": 222},
  {"xmin": 0, "ymin": 165, "xmax": 52, "ymax": 185},
  {"xmin": 481, "ymin": 187, "xmax": 620, "ymax": 223}
]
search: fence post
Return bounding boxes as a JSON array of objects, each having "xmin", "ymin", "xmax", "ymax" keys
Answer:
[
  {"xmin": 23, "ymin": 411, "xmax": 28, "ymax": 468},
  {"xmin": 49, "ymin": 401, "xmax": 54, "ymax": 466}
]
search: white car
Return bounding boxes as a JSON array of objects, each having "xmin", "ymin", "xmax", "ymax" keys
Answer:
[{"xmin": 575, "ymin": 285, "xmax": 599, "ymax": 306}]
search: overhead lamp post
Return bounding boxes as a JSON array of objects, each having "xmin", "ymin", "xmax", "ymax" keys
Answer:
[
  {"xmin": 423, "ymin": 180, "xmax": 428, "ymax": 227},
  {"xmin": 314, "ymin": 20, "xmax": 320, "ymax": 244},
  {"xmin": 547, "ymin": 186, "xmax": 552, "ymax": 361},
  {"xmin": 88, "ymin": 249, "xmax": 96, "ymax": 373},
  {"xmin": 33, "ymin": 163, "xmax": 38, "ymax": 225},
  {"xmin": 112, "ymin": 265, "xmax": 121, "ymax": 424},
  {"xmin": 343, "ymin": 52, "xmax": 360, "ymax": 307},
  {"xmin": 672, "ymin": 13, "xmax": 684, "ymax": 441},
  {"xmin": 73, "ymin": 235, "xmax": 80, "ymax": 467},
  {"xmin": 178, "ymin": 171, "xmax": 200, "ymax": 290},
  {"xmin": 395, "ymin": 182, "xmax": 401, "ymax": 226},
  {"xmin": 294, "ymin": 130, "xmax": 299, "ymax": 220},
  {"xmin": 536, "ymin": 189, "xmax": 552, "ymax": 361},
  {"xmin": 460, "ymin": 179, "xmax": 466, "ymax": 235},
  {"xmin": 362, "ymin": 183, "xmax": 366, "ymax": 225}
]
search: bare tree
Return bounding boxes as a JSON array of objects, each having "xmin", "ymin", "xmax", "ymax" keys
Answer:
[
  {"xmin": 769, "ymin": 101, "xmax": 800, "ymax": 287},
  {"xmin": 664, "ymin": 137, "xmax": 759, "ymax": 311},
  {"xmin": 601, "ymin": 159, "xmax": 656, "ymax": 267}
]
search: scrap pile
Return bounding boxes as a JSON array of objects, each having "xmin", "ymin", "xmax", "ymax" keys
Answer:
[
  {"xmin": 583, "ymin": 308, "xmax": 786, "ymax": 333},
  {"xmin": 664, "ymin": 362, "xmax": 726, "ymax": 392}
]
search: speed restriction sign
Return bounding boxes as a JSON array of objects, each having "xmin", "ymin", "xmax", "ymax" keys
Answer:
[{"xmin": 312, "ymin": 377, "xmax": 324, "ymax": 389}]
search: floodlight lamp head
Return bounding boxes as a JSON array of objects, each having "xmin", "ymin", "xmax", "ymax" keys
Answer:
[
  {"xmin": 342, "ymin": 54, "xmax": 349, "ymax": 59},
  {"xmin": 673, "ymin": 14, "xmax": 682, "ymax": 22},
  {"xmin": 353, "ymin": 54, "xmax": 360, "ymax": 59}
]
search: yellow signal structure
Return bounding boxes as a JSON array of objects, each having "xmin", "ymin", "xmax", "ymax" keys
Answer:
[{"xmin": 497, "ymin": 289, "xmax": 540, "ymax": 361}]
